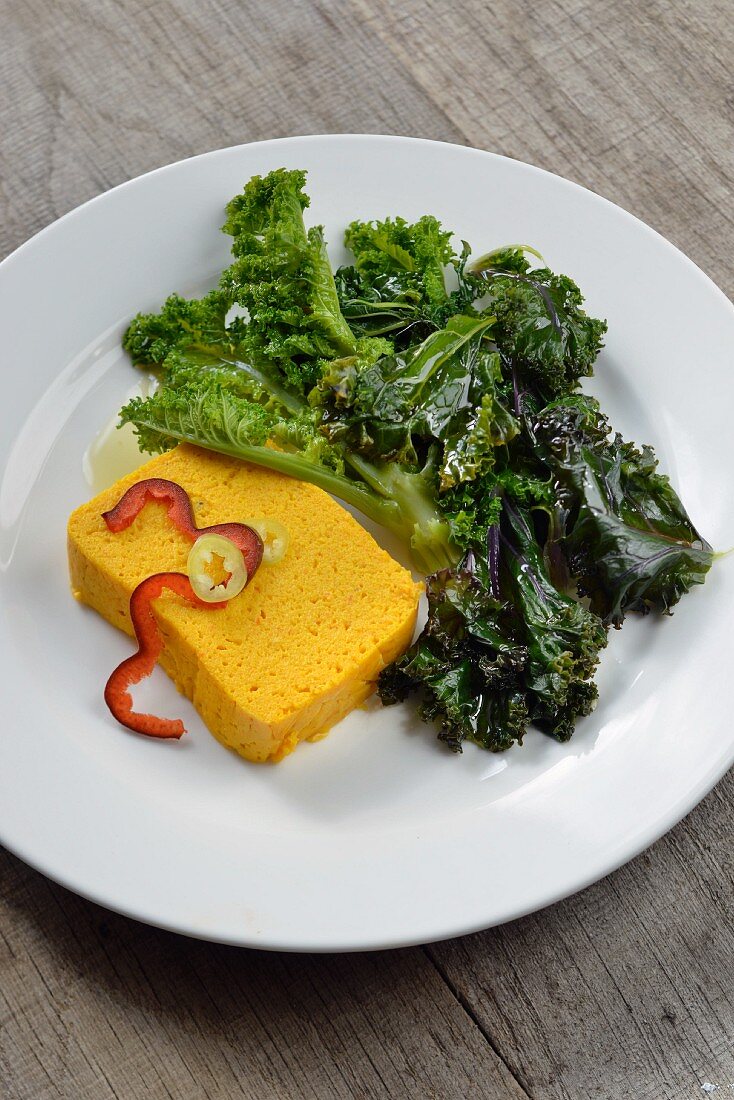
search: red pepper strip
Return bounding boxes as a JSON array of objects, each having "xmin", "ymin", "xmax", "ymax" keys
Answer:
[
  {"xmin": 104, "ymin": 572, "xmax": 226, "ymax": 739},
  {"xmin": 101, "ymin": 478, "xmax": 264, "ymax": 579},
  {"xmin": 102, "ymin": 478, "xmax": 195, "ymax": 535}
]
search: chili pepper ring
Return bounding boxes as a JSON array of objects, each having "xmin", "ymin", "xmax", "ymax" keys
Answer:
[{"xmin": 102, "ymin": 477, "xmax": 264, "ymax": 576}]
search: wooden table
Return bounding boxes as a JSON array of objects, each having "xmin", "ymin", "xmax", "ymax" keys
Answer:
[{"xmin": 1, "ymin": 2, "xmax": 732, "ymax": 1096}]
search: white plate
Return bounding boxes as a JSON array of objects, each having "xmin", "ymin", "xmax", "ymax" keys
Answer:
[{"xmin": 1, "ymin": 136, "xmax": 732, "ymax": 951}]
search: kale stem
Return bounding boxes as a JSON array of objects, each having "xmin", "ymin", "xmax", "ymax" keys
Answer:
[
  {"xmin": 344, "ymin": 452, "xmax": 394, "ymax": 498},
  {"xmin": 130, "ymin": 416, "xmax": 402, "ymax": 528},
  {"xmin": 488, "ymin": 524, "xmax": 501, "ymax": 599},
  {"xmin": 512, "ymin": 366, "xmax": 521, "ymax": 416}
]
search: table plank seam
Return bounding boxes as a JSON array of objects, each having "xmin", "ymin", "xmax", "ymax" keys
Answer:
[{"xmin": 422, "ymin": 946, "xmax": 534, "ymax": 1099}]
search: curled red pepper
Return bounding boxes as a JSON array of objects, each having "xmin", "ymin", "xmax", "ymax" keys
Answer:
[
  {"xmin": 102, "ymin": 478, "xmax": 262, "ymax": 740},
  {"xmin": 101, "ymin": 477, "xmax": 264, "ymax": 578},
  {"xmin": 104, "ymin": 572, "xmax": 226, "ymax": 739}
]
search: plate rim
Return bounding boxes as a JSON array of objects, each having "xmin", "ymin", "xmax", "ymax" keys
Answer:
[
  {"xmin": 3, "ymin": 132, "xmax": 733, "ymax": 318},
  {"xmin": 1, "ymin": 133, "xmax": 732, "ymax": 952}
]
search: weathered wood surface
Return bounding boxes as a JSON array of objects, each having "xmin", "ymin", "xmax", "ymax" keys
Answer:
[{"xmin": 1, "ymin": 1, "xmax": 732, "ymax": 1097}]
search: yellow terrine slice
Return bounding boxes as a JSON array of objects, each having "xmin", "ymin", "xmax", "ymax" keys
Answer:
[{"xmin": 68, "ymin": 443, "xmax": 421, "ymax": 762}]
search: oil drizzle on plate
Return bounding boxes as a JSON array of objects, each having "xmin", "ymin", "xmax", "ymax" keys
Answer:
[{"xmin": 83, "ymin": 377, "xmax": 156, "ymax": 494}]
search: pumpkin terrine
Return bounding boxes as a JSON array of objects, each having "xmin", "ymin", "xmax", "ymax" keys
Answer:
[{"xmin": 68, "ymin": 443, "xmax": 421, "ymax": 762}]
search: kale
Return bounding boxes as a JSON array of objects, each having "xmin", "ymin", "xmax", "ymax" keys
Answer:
[
  {"xmin": 533, "ymin": 396, "xmax": 713, "ymax": 625},
  {"xmin": 335, "ymin": 216, "xmax": 474, "ymax": 346},
  {"xmin": 500, "ymin": 500, "xmax": 607, "ymax": 740},
  {"xmin": 220, "ymin": 169, "xmax": 359, "ymax": 390},
  {"xmin": 470, "ymin": 247, "xmax": 608, "ymax": 396},
  {"xmin": 381, "ymin": 498, "xmax": 607, "ymax": 751},
  {"xmin": 379, "ymin": 553, "xmax": 530, "ymax": 753},
  {"xmin": 315, "ymin": 314, "xmax": 518, "ymax": 489},
  {"xmin": 119, "ymin": 168, "xmax": 712, "ymax": 756},
  {"xmin": 124, "ymin": 289, "xmax": 233, "ymax": 367}
]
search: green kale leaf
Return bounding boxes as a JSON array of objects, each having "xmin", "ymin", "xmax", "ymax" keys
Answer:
[
  {"xmin": 335, "ymin": 215, "xmax": 473, "ymax": 346},
  {"xmin": 379, "ymin": 555, "xmax": 529, "ymax": 753},
  {"xmin": 534, "ymin": 396, "xmax": 713, "ymax": 625},
  {"xmin": 471, "ymin": 247, "xmax": 607, "ymax": 396},
  {"xmin": 500, "ymin": 500, "xmax": 607, "ymax": 740},
  {"xmin": 316, "ymin": 314, "xmax": 518, "ymax": 489},
  {"xmin": 219, "ymin": 168, "xmax": 359, "ymax": 391}
]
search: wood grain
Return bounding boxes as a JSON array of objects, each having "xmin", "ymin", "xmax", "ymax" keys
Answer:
[
  {"xmin": 0, "ymin": 852, "xmax": 527, "ymax": 1099},
  {"xmin": 429, "ymin": 779, "xmax": 734, "ymax": 1099},
  {"xmin": 0, "ymin": 0, "xmax": 463, "ymax": 260},
  {"xmin": 0, "ymin": 1, "xmax": 732, "ymax": 1097},
  {"xmin": 350, "ymin": 0, "xmax": 734, "ymax": 298}
]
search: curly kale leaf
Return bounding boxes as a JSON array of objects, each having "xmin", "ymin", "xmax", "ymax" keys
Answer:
[
  {"xmin": 470, "ymin": 246, "xmax": 607, "ymax": 396},
  {"xmin": 119, "ymin": 382, "xmax": 276, "ymax": 457},
  {"xmin": 334, "ymin": 265, "xmax": 427, "ymax": 343},
  {"xmin": 122, "ymin": 285, "xmax": 306, "ymax": 417},
  {"xmin": 120, "ymin": 375, "xmax": 458, "ymax": 575},
  {"xmin": 123, "ymin": 289, "xmax": 233, "ymax": 369},
  {"xmin": 345, "ymin": 214, "xmax": 454, "ymax": 310},
  {"xmin": 380, "ymin": 500, "xmax": 607, "ymax": 750},
  {"xmin": 500, "ymin": 501, "xmax": 607, "ymax": 741},
  {"xmin": 220, "ymin": 168, "xmax": 359, "ymax": 391},
  {"xmin": 379, "ymin": 557, "xmax": 529, "ymax": 753},
  {"xmin": 439, "ymin": 352, "xmax": 521, "ymax": 490},
  {"xmin": 535, "ymin": 397, "xmax": 713, "ymax": 625},
  {"xmin": 123, "ymin": 169, "xmax": 381, "ymax": 408},
  {"xmin": 336, "ymin": 216, "xmax": 474, "ymax": 346},
  {"xmin": 125, "ymin": 168, "xmax": 366, "ymax": 398},
  {"xmin": 439, "ymin": 479, "xmax": 504, "ymax": 553}
]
